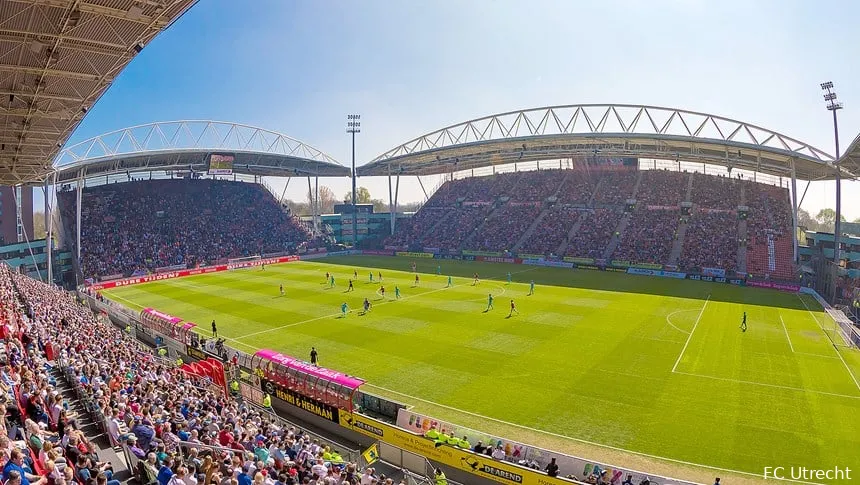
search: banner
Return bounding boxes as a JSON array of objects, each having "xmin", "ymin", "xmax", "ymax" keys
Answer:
[
  {"xmin": 522, "ymin": 259, "xmax": 573, "ymax": 268},
  {"xmin": 646, "ymin": 205, "xmax": 678, "ymax": 210},
  {"xmin": 610, "ymin": 260, "xmax": 631, "ymax": 268},
  {"xmin": 630, "ymin": 263, "xmax": 662, "ymax": 270},
  {"xmin": 185, "ymin": 345, "xmax": 207, "ymax": 361},
  {"xmin": 362, "ymin": 250, "xmax": 395, "ymax": 256},
  {"xmin": 239, "ymin": 382, "xmax": 264, "ymax": 407},
  {"xmin": 746, "ymin": 280, "xmax": 800, "ymax": 292},
  {"xmin": 339, "ymin": 411, "xmax": 570, "ymax": 485},
  {"xmin": 576, "ymin": 264, "xmax": 601, "ymax": 271},
  {"xmin": 394, "ymin": 410, "xmax": 692, "ymax": 485},
  {"xmin": 395, "ymin": 251, "xmax": 434, "ymax": 259},
  {"xmin": 423, "ymin": 247, "xmax": 441, "ymax": 254},
  {"xmin": 463, "ymin": 250, "xmax": 504, "ymax": 257},
  {"xmin": 462, "ymin": 201, "xmax": 493, "ymax": 207},
  {"xmin": 88, "ymin": 256, "xmax": 299, "ymax": 290},
  {"xmin": 260, "ymin": 378, "xmax": 340, "ymax": 423},
  {"xmin": 563, "ymin": 257, "xmax": 594, "ymax": 264},
  {"xmin": 477, "ymin": 256, "xmax": 522, "ymax": 264},
  {"xmin": 701, "ymin": 267, "xmax": 726, "ymax": 278},
  {"xmin": 156, "ymin": 264, "xmax": 186, "ymax": 273},
  {"xmin": 627, "ymin": 268, "xmax": 686, "ymax": 279},
  {"xmin": 517, "ymin": 253, "xmax": 545, "ymax": 261},
  {"xmin": 361, "ymin": 444, "xmax": 379, "ymax": 465},
  {"xmin": 687, "ymin": 274, "xmax": 745, "ymax": 285}
]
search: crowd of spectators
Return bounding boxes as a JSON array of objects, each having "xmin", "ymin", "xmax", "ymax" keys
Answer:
[
  {"xmin": 59, "ymin": 180, "xmax": 313, "ymax": 281},
  {"xmin": 419, "ymin": 206, "xmax": 493, "ymax": 251},
  {"xmin": 613, "ymin": 210, "xmax": 679, "ymax": 264},
  {"xmin": 519, "ymin": 207, "xmax": 582, "ymax": 255},
  {"xmin": 383, "ymin": 168, "xmax": 795, "ymax": 271},
  {"xmin": 592, "ymin": 172, "xmax": 638, "ymax": 205},
  {"xmin": 565, "ymin": 209, "xmax": 620, "ymax": 259},
  {"xmin": 743, "ymin": 182, "xmax": 795, "ymax": 280},
  {"xmin": 690, "ymin": 173, "xmax": 739, "ymax": 211},
  {"xmin": 678, "ymin": 211, "xmax": 738, "ymax": 272},
  {"xmin": 0, "ymin": 265, "xmax": 391, "ymax": 485},
  {"xmin": 556, "ymin": 175, "xmax": 597, "ymax": 205},
  {"xmin": 470, "ymin": 204, "xmax": 542, "ymax": 252},
  {"xmin": 508, "ymin": 170, "xmax": 563, "ymax": 202},
  {"xmin": 636, "ymin": 170, "xmax": 688, "ymax": 207}
]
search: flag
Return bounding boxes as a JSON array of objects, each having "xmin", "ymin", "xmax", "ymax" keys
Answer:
[{"xmin": 362, "ymin": 443, "xmax": 379, "ymax": 465}]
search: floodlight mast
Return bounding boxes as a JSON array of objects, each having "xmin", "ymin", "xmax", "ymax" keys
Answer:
[
  {"xmin": 820, "ymin": 82, "xmax": 843, "ymax": 267},
  {"xmin": 347, "ymin": 115, "xmax": 361, "ymax": 246}
]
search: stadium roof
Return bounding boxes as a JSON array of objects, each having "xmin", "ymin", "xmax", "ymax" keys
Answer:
[
  {"xmin": 0, "ymin": 0, "xmax": 198, "ymax": 185},
  {"xmin": 359, "ymin": 104, "xmax": 852, "ymax": 181},
  {"xmin": 840, "ymin": 131, "xmax": 860, "ymax": 178},
  {"xmin": 52, "ymin": 120, "xmax": 349, "ymax": 183}
]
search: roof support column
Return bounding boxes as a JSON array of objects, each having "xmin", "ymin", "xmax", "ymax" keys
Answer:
[
  {"xmin": 76, "ymin": 175, "xmax": 83, "ymax": 262},
  {"xmin": 388, "ymin": 166, "xmax": 394, "ymax": 236},
  {"xmin": 306, "ymin": 177, "xmax": 315, "ymax": 235},
  {"xmin": 44, "ymin": 179, "xmax": 52, "ymax": 284},
  {"xmin": 394, "ymin": 173, "xmax": 401, "ymax": 234},
  {"xmin": 790, "ymin": 158, "xmax": 799, "ymax": 264},
  {"xmin": 314, "ymin": 176, "xmax": 320, "ymax": 235},
  {"xmin": 416, "ymin": 176, "xmax": 429, "ymax": 201}
]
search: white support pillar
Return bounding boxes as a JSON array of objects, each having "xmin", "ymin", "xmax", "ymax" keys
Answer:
[
  {"xmin": 416, "ymin": 176, "xmax": 429, "ymax": 201},
  {"xmin": 306, "ymin": 177, "xmax": 314, "ymax": 234},
  {"xmin": 394, "ymin": 175, "xmax": 401, "ymax": 233},
  {"xmin": 790, "ymin": 159, "xmax": 799, "ymax": 264},
  {"xmin": 314, "ymin": 176, "xmax": 320, "ymax": 234},
  {"xmin": 44, "ymin": 181, "xmax": 51, "ymax": 283},
  {"xmin": 388, "ymin": 166, "xmax": 395, "ymax": 235},
  {"xmin": 76, "ymin": 177, "xmax": 83, "ymax": 261}
]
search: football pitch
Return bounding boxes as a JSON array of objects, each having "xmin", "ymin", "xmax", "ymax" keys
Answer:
[{"xmin": 103, "ymin": 256, "xmax": 860, "ymax": 483}]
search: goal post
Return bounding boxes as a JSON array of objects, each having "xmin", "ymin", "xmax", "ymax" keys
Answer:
[{"xmin": 228, "ymin": 255, "xmax": 262, "ymax": 270}]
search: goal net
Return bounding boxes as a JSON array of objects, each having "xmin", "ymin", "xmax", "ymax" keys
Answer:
[{"xmin": 228, "ymin": 255, "xmax": 262, "ymax": 270}]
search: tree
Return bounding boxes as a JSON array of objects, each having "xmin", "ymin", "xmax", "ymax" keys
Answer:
[
  {"xmin": 343, "ymin": 187, "xmax": 372, "ymax": 204},
  {"xmin": 307, "ymin": 185, "xmax": 337, "ymax": 214},
  {"xmin": 814, "ymin": 208, "xmax": 846, "ymax": 233},
  {"xmin": 33, "ymin": 211, "xmax": 46, "ymax": 239},
  {"xmin": 797, "ymin": 208, "xmax": 821, "ymax": 231}
]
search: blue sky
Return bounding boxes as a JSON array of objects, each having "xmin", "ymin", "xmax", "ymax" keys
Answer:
[{"xmin": 58, "ymin": 0, "xmax": 860, "ymax": 218}]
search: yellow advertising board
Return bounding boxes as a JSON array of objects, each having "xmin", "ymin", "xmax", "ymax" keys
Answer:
[{"xmin": 339, "ymin": 411, "xmax": 570, "ymax": 485}]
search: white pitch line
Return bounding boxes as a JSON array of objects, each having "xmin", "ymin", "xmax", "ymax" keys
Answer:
[
  {"xmin": 797, "ymin": 294, "xmax": 860, "ymax": 393},
  {"xmin": 672, "ymin": 370, "xmax": 860, "ymax": 400},
  {"xmin": 780, "ymin": 314, "xmax": 795, "ymax": 353},
  {"xmin": 664, "ymin": 309, "xmax": 694, "ymax": 336},
  {"xmin": 361, "ymin": 382, "xmax": 829, "ymax": 485},
  {"xmin": 233, "ymin": 267, "xmax": 538, "ymax": 341},
  {"xmin": 670, "ymin": 295, "xmax": 710, "ymax": 373}
]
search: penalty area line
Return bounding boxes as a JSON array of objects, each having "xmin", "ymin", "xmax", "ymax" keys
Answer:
[
  {"xmin": 360, "ymin": 382, "xmax": 828, "ymax": 485},
  {"xmin": 779, "ymin": 314, "xmax": 795, "ymax": 353},
  {"xmin": 671, "ymin": 295, "xmax": 709, "ymax": 373}
]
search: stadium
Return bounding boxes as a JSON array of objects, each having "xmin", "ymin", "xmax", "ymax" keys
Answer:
[{"xmin": 0, "ymin": 2, "xmax": 859, "ymax": 485}]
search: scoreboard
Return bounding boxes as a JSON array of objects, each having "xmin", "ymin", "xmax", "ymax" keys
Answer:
[{"xmin": 208, "ymin": 153, "xmax": 234, "ymax": 175}]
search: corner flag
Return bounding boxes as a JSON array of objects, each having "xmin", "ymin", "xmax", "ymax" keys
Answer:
[{"xmin": 362, "ymin": 443, "xmax": 379, "ymax": 465}]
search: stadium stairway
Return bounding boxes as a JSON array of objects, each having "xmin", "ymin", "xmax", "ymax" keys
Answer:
[
  {"xmin": 556, "ymin": 211, "xmax": 589, "ymax": 255},
  {"xmin": 587, "ymin": 178, "xmax": 604, "ymax": 206},
  {"xmin": 667, "ymin": 219, "xmax": 688, "ymax": 266},
  {"xmin": 737, "ymin": 182, "xmax": 748, "ymax": 273},
  {"xmin": 601, "ymin": 212, "xmax": 631, "ymax": 260},
  {"xmin": 685, "ymin": 171, "xmax": 694, "ymax": 200},
  {"xmin": 737, "ymin": 218, "xmax": 748, "ymax": 273},
  {"xmin": 51, "ymin": 366, "xmax": 133, "ymax": 482},
  {"xmin": 511, "ymin": 207, "xmax": 550, "ymax": 252},
  {"xmin": 630, "ymin": 169, "xmax": 644, "ymax": 199}
]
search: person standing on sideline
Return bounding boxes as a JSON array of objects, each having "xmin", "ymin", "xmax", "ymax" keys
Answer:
[
  {"xmin": 211, "ymin": 320, "xmax": 217, "ymax": 337},
  {"xmin": 740, "ymin": 312, "xmax": 747, "ymax": 332},
  {"xmin": 528, "ymin": 280, "xmax": 535, "ymax": 296},
  {"xmin": 545, "ymin": 458, "xmax": 559, "ymax": 477},
  {"xmin": 310, "ymin": 347, "xmax": 318, "ymax": 366}
]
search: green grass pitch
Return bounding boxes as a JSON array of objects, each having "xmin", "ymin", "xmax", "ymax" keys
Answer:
[{"xmin": 103, "ymin": 256, "xmax": 860, "ymax": 482}]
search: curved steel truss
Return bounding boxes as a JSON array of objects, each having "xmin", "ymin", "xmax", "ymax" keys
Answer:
[
  {"xmin": 360, "ymin": 104, "xmax": 842, "ymax": 180},
  {"xmin": 52, "ymin": 120, "xmax": 348, "ymax": 182},
  {"xmin": 55, "ymin": 120, "xmax": 340, "ymax": 167}
]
